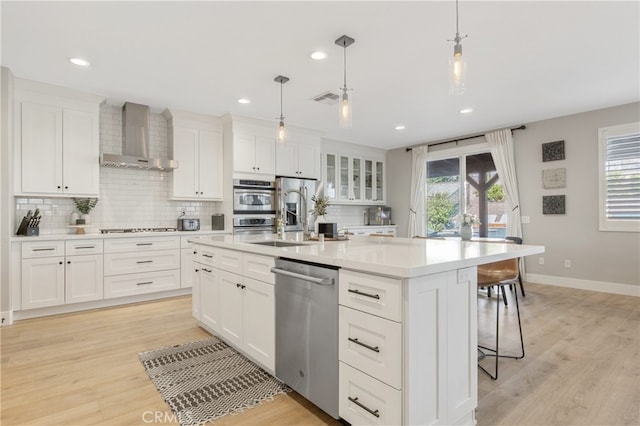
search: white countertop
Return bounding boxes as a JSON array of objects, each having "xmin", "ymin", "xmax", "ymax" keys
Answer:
[
  {"xmin": 190, "ymin": 234, "xmax": 545, "ymax": 278},
  {"xmin": 10, "ymin": 229, "xmax": 230, "ymax": 242}
]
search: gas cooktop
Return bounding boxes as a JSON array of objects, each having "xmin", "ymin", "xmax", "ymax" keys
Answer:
[{"xmin": 99, "ymin": 227, "xmax": 177, "ymax": 234}]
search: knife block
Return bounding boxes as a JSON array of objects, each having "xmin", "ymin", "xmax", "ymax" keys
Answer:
[{"xmin": 16, "ymin": 217, "xmax": 40, "ymax": 236}]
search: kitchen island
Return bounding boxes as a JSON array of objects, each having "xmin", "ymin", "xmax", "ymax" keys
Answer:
[{"xmin": 190, "ymin": 234, "xmax": 544, "ymax": 426}]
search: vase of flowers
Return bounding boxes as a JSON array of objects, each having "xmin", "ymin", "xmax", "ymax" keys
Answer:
[
  {"xmin": 72, "ymin": 198, "xmax": 98, "ymax": 225},
  {"xmin": 310, "ymin": 194, "xmax": 330, "ymax": 234},
  {"xmin": 459, "ymin": 212, "xmax": 479, "ymax": 241}
]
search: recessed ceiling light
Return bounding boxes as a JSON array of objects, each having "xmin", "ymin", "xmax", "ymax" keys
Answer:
[
  {"xmin": 69, "ymin": 57, "xmax": 90, "ymax": 67},
  {"xmin": 310, "ymin": 51, "xmax": 328, "ymax": 60},
  {"xmin": 395, "ymin": 125, "xmax": 406, "ymax": 130},
  {"xmin": 460, "ymin": 108, "xmax": 473, "ymax": 114},
  {"xmin": 237, "ymin": 98, "xmax": 251, "ymax": 104}
]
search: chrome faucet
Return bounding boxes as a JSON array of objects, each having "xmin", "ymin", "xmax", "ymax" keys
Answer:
[{"xmin": 284, "ymin": 187, "xmax": 310, "ymax": 239}]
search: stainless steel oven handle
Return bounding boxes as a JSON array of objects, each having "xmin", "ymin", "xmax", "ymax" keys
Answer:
[{"xmin": 271, "ymin": 267, "xmax": 334, "ymax": 286}]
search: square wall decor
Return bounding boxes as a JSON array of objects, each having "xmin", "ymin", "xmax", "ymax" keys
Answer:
[
  {"xmin": 542, "ymin": 140, "xmax": 565, "ymax": 162},
  {"xmin": 542, "ymin": 168, "xmax": 567, "ymax": 189},
  {"xmin": 543, "ymin": 195, "xmax": 566, "ymax": 214}
]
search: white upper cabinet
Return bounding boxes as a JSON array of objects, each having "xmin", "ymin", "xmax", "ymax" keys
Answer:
[
  {"xmin": 321, "ymin": 139, "xmax": 387, "ymax": 205},
  {"xmin": 276, "ymin": 130, "xmax": 321, "ymax": 179},
  {"xmin": 164, "ymin": 110, "xmax": 223, "ymax": 201},
  {"xmin": 234, "ymin": 134, "xmax": 276, "ymax": 176},
  {"xmin": 15, "ymin": 79, "xmax": 103, "ymax": 197},
  {"xmin": 364, "ymin": 158, "xmax": 385, "ymax": 204},
  {"xmin": 224, "ymin": 116, "xmax": 277, "ymax": 179}
]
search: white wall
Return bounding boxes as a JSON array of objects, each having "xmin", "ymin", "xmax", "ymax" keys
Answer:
[
  {"xmin": 13, "ymin": 104, "xmax": 222, "ymax": 233},
  {"xmin": 1, "ymin": 67, "xmax": 14, "ymax": 317},
  {"xmin": 386, "ymin": 102, "xmax": 640, "ymax": 292}
]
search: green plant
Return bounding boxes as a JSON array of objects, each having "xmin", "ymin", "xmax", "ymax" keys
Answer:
[
  {"xmin": 427, "ymin": 193, "xmax": 455, "ymax": 233},
  {"xmin": 310, "ymin": 195, "xmax": 330, "ymax": 216},
  {"xmin": 72, "ymin": 198, "xmax": 98, "ymax": 215},
  {"xmin": 487, "ymin": 184, "xmax": 505, "ymax": 202}
]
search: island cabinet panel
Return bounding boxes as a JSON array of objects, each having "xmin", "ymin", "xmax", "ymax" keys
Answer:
[
  {"xmin": 403, "ymin": 268, "xmax": 478, "ymax": 426},
  {"xmin": 194, "ymin": 246, "xmax": 275, "ymax": 373}
]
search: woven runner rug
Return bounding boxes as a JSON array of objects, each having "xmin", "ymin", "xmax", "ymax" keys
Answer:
[{"xmin": 139, "ymin": 336, "xmax": 290, "ymax": 426}]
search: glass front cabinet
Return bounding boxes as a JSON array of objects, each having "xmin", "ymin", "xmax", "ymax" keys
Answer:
[{"xmin": 323, "ymin": 153, "xmax": 384, "ymax": 204}]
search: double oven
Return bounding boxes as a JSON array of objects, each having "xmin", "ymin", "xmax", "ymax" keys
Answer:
[{"xmin": 233, "ymin": 179, "xmax": 276, "ymax": 234}]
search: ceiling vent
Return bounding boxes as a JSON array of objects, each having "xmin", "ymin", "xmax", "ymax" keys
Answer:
[{"xmin": 312, "ymin": 91, "xmax": 340, "ymax": 106}]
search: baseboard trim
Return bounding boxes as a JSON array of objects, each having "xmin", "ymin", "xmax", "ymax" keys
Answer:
[
  {"xmin": 526, "ymin": 273, "xmax": 640, "ymax": 297},
  {"xmin": 12, "ymin": 288, "xmax": 191, "ymax": 321},
  {"xmin": 1, "ymin": 311, "xmax": 13, "ymax": 326}
]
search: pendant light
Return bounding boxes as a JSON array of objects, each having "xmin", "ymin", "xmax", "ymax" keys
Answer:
[
  {"xmin": 448, "ymin": 0, "xmax": 468, "ymax": 95},
  {"xmin": 335, "ymin": 35, "xmax": 355, "ymax": 128},
  {"xmin": 274, "ymin": 75, "xmax": 289, "ymax": 143}
]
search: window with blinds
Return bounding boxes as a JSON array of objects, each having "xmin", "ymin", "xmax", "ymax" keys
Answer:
[{"xmin": 598, "ymin": 122, "xmax": 640, "ymax": 232}]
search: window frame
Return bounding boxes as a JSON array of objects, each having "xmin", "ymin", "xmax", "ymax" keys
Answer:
[{"xmin": 598, "ymin": 122, "xmax": 640, "ymax": 232}]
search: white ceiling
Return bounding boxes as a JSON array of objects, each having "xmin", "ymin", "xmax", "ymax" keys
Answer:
[{"xmin": 2, "ymin": 1, "xmax": 639, "ymax": 150}]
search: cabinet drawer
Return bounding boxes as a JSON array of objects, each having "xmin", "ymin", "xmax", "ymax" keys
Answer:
[
  {"xmin": 218, "ymin": 248, "xmax": 243, "ymax": 274},
  {"xmin": 104, "ymin": 269, "xmax": 180, "ymax": 299},
  {"xmin": 22, "ymin": 241, "xmax": 65, "ymax": 258},
  {"xmin": 198, "ymin": 246, "xmax": 218, "ymax": 267},
  {"xmin": 65, "ymin": 239, "xmax": 103, "ymax": 255},
  {"xmin": 339, "ymin": 306, "xmax": 402, "ymax": 389},
  {"xmin": 340, "ymin": 270, "xmax": 402, "ymax": 322},
  {"xmin": 103, "ymin": 236, "xmax": 180, "ymax": 253},
  {"xmin": 104, "ymin": 249, "xmax": 180, "ymax": 276},
  {"xmin": 339, "ymin": 362, "xmax": 402, "ymax": 426},
  {"xmin": 242, "ymin": 253, "xmax": 275, "ymax": 285}
]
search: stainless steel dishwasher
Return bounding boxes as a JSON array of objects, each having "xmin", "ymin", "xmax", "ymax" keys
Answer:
[{"xmin": 271, "ymin": 258, "xmax": 340, "ymax": 419}]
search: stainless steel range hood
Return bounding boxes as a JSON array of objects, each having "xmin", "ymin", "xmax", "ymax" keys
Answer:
[{"xmin": 100, "ymin": 102, "xmax": 178, "ymax": 170}]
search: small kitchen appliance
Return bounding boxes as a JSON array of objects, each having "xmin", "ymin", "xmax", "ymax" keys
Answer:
[
  {"xmin": 317, "ymin": 222, "xmax": 337, "ymax": 239},
  {"xmin": 367, "ymin": 206, "xmax": 392, "ymax": 226},
  {"xmin": 211, "ymin": 214, "xmax": 224, "ymax": 230},
  {"xmin": 177, "ymin": 218, "xmax": 200, "ymax": 231}
]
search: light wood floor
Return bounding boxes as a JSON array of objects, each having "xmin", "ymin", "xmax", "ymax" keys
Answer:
[{"xmin": 1, "ymin": 283, "xmax": 638, "ymax": 425}]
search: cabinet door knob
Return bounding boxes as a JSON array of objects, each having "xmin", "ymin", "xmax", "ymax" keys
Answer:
[
  {"xmin": 67, "ymin": 261, "xmax": 71, "ymax": 264},
  {"xmin": 57, "ymin": 186, "xmax": 61, "ymax": 189},
  {"xmin": 59, "ymin": 261, "xmax": 63, "ymax": 265},
  {"xmin": 64, "ymin": 186, "xmax": 68, "ymax": 190}
]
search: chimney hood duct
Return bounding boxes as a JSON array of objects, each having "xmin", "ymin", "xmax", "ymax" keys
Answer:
[{"xmin": 100, "ymin": 102, "xmax": 178, "ymax": 170}]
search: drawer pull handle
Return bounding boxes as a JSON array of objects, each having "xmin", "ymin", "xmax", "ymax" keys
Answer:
[
  {"xmin": 348, "ymin": 288, "xmax": 380, "ymax": 300},
  {"xmin": 33, "ymin": 248, "xmax": 55, "ymax": 252},
  {"xmin": 202, "ymin": 268, "xmax": 212, "ymax": 273},
  {"xmin": 136, "ymin": 243, "xmax": 153, "ymax": 246},
  {"xmin": 348, "ymin": 397, "xmax": 380, "ymax": 418},
  {"xmin": 348, "ymin": 337, "xmax": 380, "ymax": 353},
  {"xmin": 75, "ymin": 245, "xmax": 95, "ymax": 249},
  {"xmin": 136, "ymin": 260, "xmax": 153, "ymax": 264},
  {"xmin": 203, "ymin": 254, "xmax": 213, "ymax": 258},
  {"xmin": 137, "ymin": 281, "xmax": 153, "ymax": 286}
]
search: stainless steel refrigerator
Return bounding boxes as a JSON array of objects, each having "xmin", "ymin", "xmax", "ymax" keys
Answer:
[{"xmin": 276, "ymin": 177, "xmax": 317, "ymax": 232}]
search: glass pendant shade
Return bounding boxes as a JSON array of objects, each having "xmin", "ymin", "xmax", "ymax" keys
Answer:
[
  {"xmin": 449, "ymin": 46, "xmax": 467, "ymax": 95},
  {"xmin": 339, "ymin": 88, "xmax": 352, "ymax": 128},
  {"xmin": 277, "ymin": 119, "xmax": 287, "ymax": 143}
]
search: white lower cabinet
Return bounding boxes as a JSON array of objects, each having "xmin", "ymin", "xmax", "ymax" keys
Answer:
[
  {"xmin": 104, "ymin": 236, "xmax": 181, "ymax": 299},
  {"xmin": 192, "ymin": 245, "xmax": 275, "ymax": 373},
  {"xmin": 200, "ymin": 265, "xmax": 220, "ymax": 331},
  {"xmin": 65, "ymin": 253, "xmax": 103, "ymax": 304},
  {"xmin": 192, "ymin": 261, "xmax": 202, "ymax": 321},
  {"xmin": 339, "ymin": 306, "xmax": 402, "ymax": 389},
  {"xmin": 339, "ymin": 362, "xmax": 402, "ymax": 426},
  {"xmin": 21, "ymin": 240, "xmax": 103, "ymax": 309},
  {"xmin": 21, "ymin": 256, "xmax": 65, "ymax": 309}
]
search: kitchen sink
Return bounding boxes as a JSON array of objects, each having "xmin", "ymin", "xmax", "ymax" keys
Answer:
[{"xmin": 249, "ymin": 241, "xmax": 307, "ymax": 248}]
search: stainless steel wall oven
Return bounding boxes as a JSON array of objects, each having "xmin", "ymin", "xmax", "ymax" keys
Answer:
[{"xmin": 233, "ymin": 179, "xmax": 276, "ymax": 214}]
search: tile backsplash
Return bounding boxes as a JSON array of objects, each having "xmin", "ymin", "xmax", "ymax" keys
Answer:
[{"xmin": 14, "ymin": 104, "xmax": 220, "ymax": 234}]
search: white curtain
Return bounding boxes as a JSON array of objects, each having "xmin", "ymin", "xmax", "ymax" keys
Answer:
[
  {"xmin": 408, "ymin": 146, "xmax": 428, "ymax": 237},
  {"xmin": 485, "ymin": 129, "xmax": 522, "ymax": 239}
]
